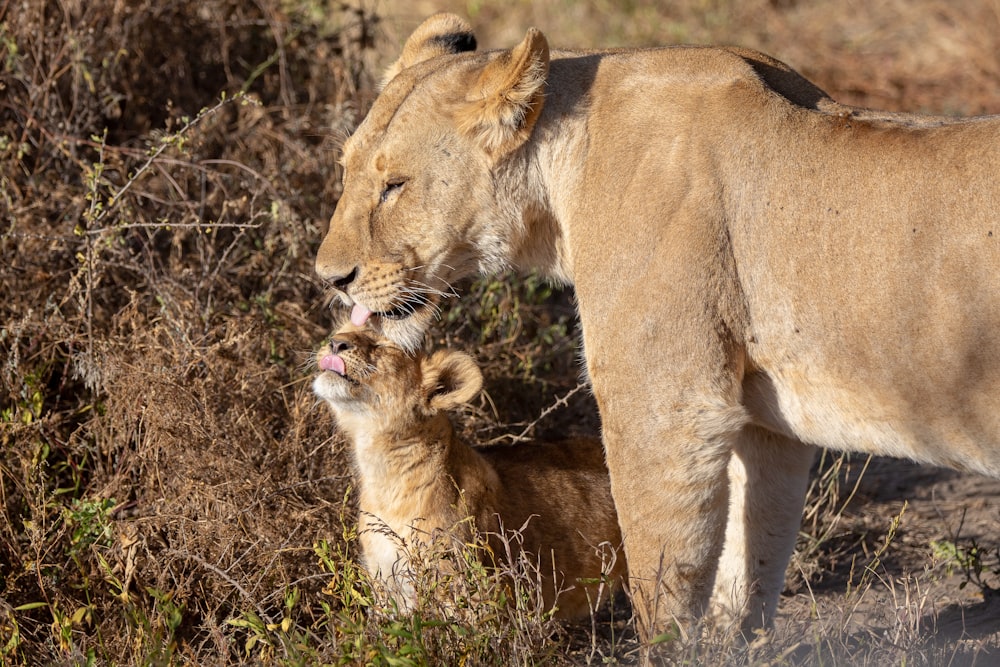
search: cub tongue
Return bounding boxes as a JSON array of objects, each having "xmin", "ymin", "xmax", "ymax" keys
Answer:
[
  {"xmin": 350, "ymin": 302, "xmax": 372, "ymax": 326},
  {"xmin": 319, "ymin": 353, "xmax": 346, "ymax": 375}
]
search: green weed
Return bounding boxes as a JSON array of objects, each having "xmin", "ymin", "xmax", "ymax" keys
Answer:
[{"xmin": 932, "ymin": 536, "xmax": 1000, "ymax": 595}]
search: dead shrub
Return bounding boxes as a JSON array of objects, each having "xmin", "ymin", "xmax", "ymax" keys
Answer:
[{"xmin": 1, "ymin": 0, "xmax": 379, "ymax": 662}]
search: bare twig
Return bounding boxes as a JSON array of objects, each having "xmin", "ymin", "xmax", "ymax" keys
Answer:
[
  {"xmin": 487, "ymin": 381, "xmax": 590, "ymax": 445},
  {"xmin": 166, "ymin": 548, "xmax": 276, "ymax": 626}
]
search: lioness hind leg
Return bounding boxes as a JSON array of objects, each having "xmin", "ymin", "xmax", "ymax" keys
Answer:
[{"xmin": 711, "ymin": 426, "xmax": 814, "ymax": 640}]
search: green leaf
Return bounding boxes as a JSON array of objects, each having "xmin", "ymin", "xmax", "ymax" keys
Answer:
[{"xmin": 13, "ymin": 601, "xmax": 49, "ymax": 611}]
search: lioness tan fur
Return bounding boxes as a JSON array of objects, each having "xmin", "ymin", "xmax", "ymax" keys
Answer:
[
  {"xmin": 314, "ymin": 13, "xmax": 1000, "ymax": 644},
  {"xmin": 312, "ymin": 326, "xmax": 625, "ymax": 619}
]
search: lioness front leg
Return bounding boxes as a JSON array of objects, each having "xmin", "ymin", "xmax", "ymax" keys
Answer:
[
  {"xmin": 711, "ymin": 426, "xmax": 814, "ymax": 640},
  {"xmin": 592, "ymin": 360, "xmax": 747, "ymax": 643}
]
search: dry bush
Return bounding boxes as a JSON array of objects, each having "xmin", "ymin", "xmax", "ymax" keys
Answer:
[{"xmin": 0, "ymin": 0, "xmax": 377, "ymax": 662}]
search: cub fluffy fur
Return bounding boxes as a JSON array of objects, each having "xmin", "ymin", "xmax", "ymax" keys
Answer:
[
  {"xmin": 313, "ymin": 326, "xmax": 624, "ymax": 619},
  {"xmin": 314, "ymin": 13, "xmax": 1000, "ymax": 642}
]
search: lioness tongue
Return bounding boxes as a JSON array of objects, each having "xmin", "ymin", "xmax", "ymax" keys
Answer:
[
  {"xmin": 319, "ymin": 354, "xmax": 346, "ymax": 376},
  {"xmin": 350, "ymin": 302, "xmax": 372, "ymax": 326}
]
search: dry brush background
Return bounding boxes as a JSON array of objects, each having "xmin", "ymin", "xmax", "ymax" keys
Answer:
[{"xmin": 2, "ymin": 0, "xmax": 1000, "ymax": 664}]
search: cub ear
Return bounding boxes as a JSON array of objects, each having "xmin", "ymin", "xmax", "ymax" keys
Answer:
[
  {"xmin": 381, "ymin": 13, "xmax": 478, "ymax": 89},
  {"xmin": 456, "ymin": 27, "xmax": 549, "ymax": 157},
  {"xmin": 420, "ymin": 350, "xmax": 483, "ymax": 413}
]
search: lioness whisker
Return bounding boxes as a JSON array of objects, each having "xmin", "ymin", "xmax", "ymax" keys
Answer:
[
  {"xmin": 403, "ymin": 279, "xmax": 458, "ymax": 299},
  {"xmin": 402, "ymin": 284, "xmax": 452, "ymax": 297},
  {"xmin": 401, "ymin": 291, "xmax": 445, "ymax": 318},
  {"xmin": 402, "ymin": 267, "xmax": 459, "ymax": 290},
  {"xmin": 396, "ymin": 290, "xmax": 432, "ymax": 312}
]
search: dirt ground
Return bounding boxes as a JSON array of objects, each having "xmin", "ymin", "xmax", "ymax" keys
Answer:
[
  {"xmin": 4, "ymin": 1, "xmax": 1000, "ymax": 664},
  {"xmin": 781, "ymin": 456, "xmax": 1000, "ymax": 659}
]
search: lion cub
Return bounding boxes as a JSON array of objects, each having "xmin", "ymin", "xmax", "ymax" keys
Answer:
[{"xmin": 313, "ymin": 326, "xmax": 625, "ymax": 619}]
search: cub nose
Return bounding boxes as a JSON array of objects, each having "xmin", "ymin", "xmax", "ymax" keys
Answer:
[
  {"xmin": 331, "ymin": 267, "xmax": 358, "ymax": 291},
  {"xmin": 330, "ymin": 338, "xmax": 352, "ymax": 354}
]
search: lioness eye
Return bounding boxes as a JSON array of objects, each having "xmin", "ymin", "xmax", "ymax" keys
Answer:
[{"xmin": 380, "ymin": 179, "xmax": 405, "ymax": 203}]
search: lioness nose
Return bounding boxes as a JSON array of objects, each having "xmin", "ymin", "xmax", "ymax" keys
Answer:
[{"xmin": 331, "ymin": 267, "xmax": 358, "ymax": 291}]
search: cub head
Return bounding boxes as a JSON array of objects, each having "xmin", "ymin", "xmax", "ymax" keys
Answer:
[
  {"xmin": 312, "ymin": 325, "xmax": 483, "ymax": 433},
  {"xmin": 315, "ymin": 13, "xmax": 550, "ymax": 351}
]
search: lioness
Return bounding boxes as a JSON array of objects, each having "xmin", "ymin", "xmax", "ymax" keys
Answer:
[
  {"xmin": 314, "ymin": 12, "xmax": 1000, "ymax": 644},
  {"xmin": 313, "ymin": 326, "xmax": 625, "ymax": 619}
]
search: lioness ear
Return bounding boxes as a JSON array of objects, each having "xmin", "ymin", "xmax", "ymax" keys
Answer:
[
  {"xmin": 381, "ymin": 13, "xmax": 477, "ymax": 89},
  {"xmin": 457, "ymin": 27, "xmax": 549, "ymax": 156},
  {"xmin": 420, "ymin": 350, "xmax": 483, "ymax": 413}
]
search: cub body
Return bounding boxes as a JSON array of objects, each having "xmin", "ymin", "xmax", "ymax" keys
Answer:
[{"xmin": 313, "ymin": 327, "xmax": 624, "ymax": 618}]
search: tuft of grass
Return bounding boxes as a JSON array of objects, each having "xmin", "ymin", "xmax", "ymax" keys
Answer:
[{"xmin": 212, "ymin": 507, "xmax": 573, "ymax": 666}]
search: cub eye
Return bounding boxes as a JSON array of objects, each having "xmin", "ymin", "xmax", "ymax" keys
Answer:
[{"xmin": 379, "ymin": 179, "xmax": 406, "ymax": 203}]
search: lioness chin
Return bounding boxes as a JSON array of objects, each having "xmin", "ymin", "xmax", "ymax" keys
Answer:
[
  {"xmin": 315, "ymin": 11, "xmax": 1000, "ymax": 647},
  {"xmin": 313, "ymin": 325, "xmax": 625, "ymax": 619}
]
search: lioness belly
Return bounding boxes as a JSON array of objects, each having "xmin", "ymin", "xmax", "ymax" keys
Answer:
[
  {"xmin": 732, "ymin": 116, "xmax": 1000, "ymax": 479},
  {"xmin": 744, "ymin": 365, "xmax": 1000, "ymax": 477}
]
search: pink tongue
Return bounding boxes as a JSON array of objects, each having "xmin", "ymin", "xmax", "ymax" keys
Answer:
[
  {"xmin": 350, "ymin": 302, "xmax": 372, "ymax": 326},
  {"xmin": 319, "ymin": 354, "xmax": 346, "ymax": 375}
]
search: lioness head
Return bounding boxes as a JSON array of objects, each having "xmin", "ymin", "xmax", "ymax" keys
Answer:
[
  {"xmin": 315, "ymin": 13, "xmax": 550, "ymax": 351},
  {"xmin": 312, "ymin": 325, "xmax": 483, "ymax": 432}
]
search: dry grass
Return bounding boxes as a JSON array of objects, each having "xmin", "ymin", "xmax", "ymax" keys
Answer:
[
  {"xmin": 3, "ymin": 0, "xmax": 1000, "ymax": 665},
  {"xmin": 1, "ymin": 1, "xmax": 371, "ymax": 663}
]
